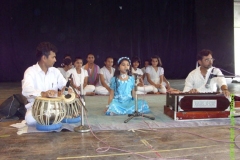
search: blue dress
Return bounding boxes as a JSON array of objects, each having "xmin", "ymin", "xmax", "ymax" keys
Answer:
[{"xmin": 105, "ymin": 76, "xmax": 150, "ymax": 115}]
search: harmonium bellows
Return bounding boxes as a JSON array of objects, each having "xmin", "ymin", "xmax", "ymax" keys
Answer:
[{"xmin": 164, "ymin": 92, "xmax": 230, "ymax": 120}]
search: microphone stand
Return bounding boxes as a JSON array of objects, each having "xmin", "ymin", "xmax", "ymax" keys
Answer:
[
  {"xmin": 206, "ymin": 74, "xmax": 240, "ymax": 88},
  {"xmin": 212, "ymin": 75, "xmax": 240, "ymax": 78},
  {"xmin": 124, "ymin": 74, "xmax": 155, "ymax": 123},
  {"xmin": 213, "ymin": 75, "xmax": 240, "ymax": 83},
  {"xmin": 69, "ymin": 83, "xmax": 90, "ymax": 133}
]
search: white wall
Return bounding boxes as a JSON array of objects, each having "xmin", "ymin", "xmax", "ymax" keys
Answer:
[{"xmin": 234, "ymin": 2, "xmax": 240, "ymax": 79}]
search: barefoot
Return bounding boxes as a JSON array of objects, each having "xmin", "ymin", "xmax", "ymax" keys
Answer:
[
  {"xmin": 167, "ymin": 89, "xmax": 182, "ymax": 94},
  {"xmin": 104, "ymin": 108, "xmax": 108, "ymax": 113}
]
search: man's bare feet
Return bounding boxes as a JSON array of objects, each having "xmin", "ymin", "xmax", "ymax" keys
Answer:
[{"xmin": 167, "ymin": 88, "xmax": 182, "ymax": 94}]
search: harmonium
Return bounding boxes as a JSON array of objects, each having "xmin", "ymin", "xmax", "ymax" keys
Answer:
[{"xmin": 164, "ymin": 92, "xmax": 230, "ymax": 120}]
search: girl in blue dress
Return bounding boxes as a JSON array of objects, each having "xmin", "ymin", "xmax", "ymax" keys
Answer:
[{"xmin": 105, "ymin": 57, "xmax": 150, "ymax": 115}]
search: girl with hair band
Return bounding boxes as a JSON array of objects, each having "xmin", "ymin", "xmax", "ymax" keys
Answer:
[
  {"xmin": 105, "ymin": 57, "xmax": 150, "ymax": 115},
  {"xmin": 58, "ymin": 58, "xmax": 73, "ymax": 78},
  {"xmin": 145, "ymin": 55, "xmax": 167, "ymax": 94},
  {"xmin": 66, "ymin": 57, "xmax": 95, "ymax": 96},
  {"xmin": 131, "ymin": 56, "xmax": 154, "ymax": 94}
]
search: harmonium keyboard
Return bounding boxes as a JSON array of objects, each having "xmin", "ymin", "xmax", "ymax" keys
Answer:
[{"xmin": 164, "ymin": 92, "xmax": 230, "ymax": 120}]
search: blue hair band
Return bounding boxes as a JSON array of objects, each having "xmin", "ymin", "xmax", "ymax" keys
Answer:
[{"xmin": 117, "ymin": 57, "xmax": 131, "ymax": 65}]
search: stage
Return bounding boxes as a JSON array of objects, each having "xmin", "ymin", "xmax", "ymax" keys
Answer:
[{"xmin": 0, "ymin": 80, "xmax": 240, "ymax": 159}]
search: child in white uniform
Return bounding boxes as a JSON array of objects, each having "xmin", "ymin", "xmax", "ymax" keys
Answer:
[
  {"xmin": 66, "ymin": 57, "xmax": 95, "ymax": 96},
  {"xmin": 58, "ymin": 58, "xmax": 72, "ymax": 78},
  {"xmin": 145, "ymin": 55, "xmax": 167, "ymax": 93},
  {"xmin": 131, "ymin": 56, "xmax": 154, "ymax": 94},
  {"xmin": 95, "ymin": 57, "xmax": 115, "ymax": 95},
  {"xmin": 141, "ymin": 59, "xmax": 150, "ymax": 85}
]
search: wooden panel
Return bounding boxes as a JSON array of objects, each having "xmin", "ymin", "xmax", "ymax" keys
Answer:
[
  {"xmin": 176, "ymin": 111, "xmax": 230, "ymax": 120},
  {"xmin": 164, "ymin": 105, "xmax": 174, "ymax": 119},
  {"xmin": 235, "ymin": 101, "xmax": 240, "ymax": 108},
  {"xmin": 164, "ymin": 105, "xmax": 230, "ymax": 120}
]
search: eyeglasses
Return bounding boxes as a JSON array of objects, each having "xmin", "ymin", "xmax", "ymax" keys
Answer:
[{"xmin": 203, "ymin": 58, "xmax": 215, "ymax": 62}]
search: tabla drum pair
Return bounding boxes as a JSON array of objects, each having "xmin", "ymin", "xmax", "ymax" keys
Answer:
[{"xmin": 32, "ymin": 93, "xmax": 81, "ymax": 131}]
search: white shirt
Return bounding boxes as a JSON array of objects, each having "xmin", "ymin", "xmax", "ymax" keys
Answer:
[
  {"xmin": 145, "ymin": 66, "xmax": 164, "ymax": 84},
  {"xmin": 99, "ymin": 66, "xmax": 115, "ymax": 86},
  {"xmin": 132, "ymin": 68, "xmax": 143, "ymax": 75},
  {"xmin": 132, "ymin": 68, "xmax": 143, "ymax": 84},
  {"xmin": 141, "ymin": 67, "xmax": 146, "ymax": 74},
  {"xmin": 66, "ymin": 68, "xmax": 88, "ymax": 87},
  {"xmin": 183, "ymin": 66, "xmax": 227, "ymax": 92},
  {"xmin": 22, "ymin": 63, "xmax": 66, "ymax": 103}
]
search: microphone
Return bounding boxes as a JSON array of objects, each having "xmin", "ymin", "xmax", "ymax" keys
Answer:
[
  {"xmin": 205, "ymin": 74, "xmax": 214, "ymax": 89},
  {"xmin": 64, "ymin": 74, "xmax": 72, "ymax": 98},
  {"xmin": 126, "ymin": 69, "xmax": 132, "ymax": 75},
  {"xmin": 205, "ymin": 68, "xmax": 215, "ymax": 89}
]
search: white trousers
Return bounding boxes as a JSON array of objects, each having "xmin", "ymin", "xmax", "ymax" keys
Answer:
[
  {"xmin": 95, "ymin": 86, "xmax": 109, "ymax": 95},
  {"xmin": 74, "ymin": 85, "xmax": 95, "ymax": 95},
  {"xmin": 152, "ymin": 84, "xmax": 167, "ymax": 93},
  {"xmin": 84, "ymin": 85, "xmax": 95, "ymax": 94},
  {"xmin": 25, "ymin": 108, "xmax": 37, "ymax": 126},
  {"xmin": 136, "ymin": 85, "xmax": 154, "ymax": 94}
]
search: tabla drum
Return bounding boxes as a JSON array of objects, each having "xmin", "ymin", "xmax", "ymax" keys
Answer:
[
  {"xmin": 32, "ymin": 96, "xmax": 66, "ymax": 131},
  {"xmin": 61, "ymin": 93, "xmax": 81, "ymax": 123}
]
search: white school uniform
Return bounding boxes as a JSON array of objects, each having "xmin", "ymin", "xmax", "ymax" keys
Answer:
[
  {"xmin": 66, "ymin": 68, "xmax": 95, "ymax": 95},
  {"xmin": 95, "ymin": 66, "xmax": 115, "ymax": 95},
  {"xmin": 132, "ymin": 68, "xmax": 154, "ymax": 94},
  {"xmin": 145, "ymin": 66, "xmax": 167, "ymax": 93}
]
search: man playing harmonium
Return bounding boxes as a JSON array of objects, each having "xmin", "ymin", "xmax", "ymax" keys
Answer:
[
  {"xmin": 183, "ymin": 49, "xmax": 230, "ymax": 97},
  {"xmin": 22, "ymin": 42, "xmax": 69, "ymax": 125}
]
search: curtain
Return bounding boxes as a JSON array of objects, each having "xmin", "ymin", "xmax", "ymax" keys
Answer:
[{"xmin": 1, "ymin": 0, "xmax": 227, "ymax": 82}]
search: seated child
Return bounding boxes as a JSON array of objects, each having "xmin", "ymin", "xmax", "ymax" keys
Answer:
[
  {"xmin": 83, "ymin": 53, "xmax": 100, "ymax": 86},
  {"xmin": 145, "ymin": 55, "xmax": 167, "ymax": 94},
  {"xmin": 66, "ymin": 57, "xmax": 95, "ymax": 96},
  {"xmin": 141, "ymin": 59, "xmax": 150, "ymax": 85},
  {"xmin": 58, "ymin": 58, "xmax": 72, "ymax": 78},
  {"xmin": 131, "ymin": 56, "xmax": 154, "ymax": 94},
  {"xmin": 95, "ymin": 57, "xmax": 115, "ymax": 95}
]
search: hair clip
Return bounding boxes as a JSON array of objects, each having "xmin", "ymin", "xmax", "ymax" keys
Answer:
[{"xmin": 117, "ymin": 57, "xmax": 131, "ymax": 65}]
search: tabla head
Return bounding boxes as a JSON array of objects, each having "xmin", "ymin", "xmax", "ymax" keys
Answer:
[{"xmin": 62, "ymin": 93, "xmax": 75, "ymax": 103}]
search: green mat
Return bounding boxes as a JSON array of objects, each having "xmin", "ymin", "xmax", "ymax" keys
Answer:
[{"xmin": 23, "ymin": 94, "xmax": 238, "ymax": 133}]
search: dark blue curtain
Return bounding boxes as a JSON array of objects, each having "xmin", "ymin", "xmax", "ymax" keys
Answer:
[{"xmin": 0, "ymin": 0, "xmax": 233, "ymax": 82}]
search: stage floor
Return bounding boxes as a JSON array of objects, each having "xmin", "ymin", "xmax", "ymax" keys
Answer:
[{"xmin": 0, "ymin": 80, "xmax": 240, "ymax": 160}]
